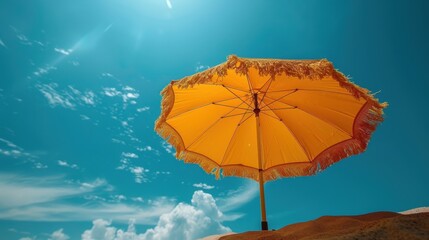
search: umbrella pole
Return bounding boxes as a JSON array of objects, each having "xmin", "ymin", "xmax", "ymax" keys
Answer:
[
  {"xmin": 254, "ymin": 93, "xmax": 268, "ymax": 230},
  {"xmin": 258, "ymin": 170, "xmax": 268, "ymax": 230}
]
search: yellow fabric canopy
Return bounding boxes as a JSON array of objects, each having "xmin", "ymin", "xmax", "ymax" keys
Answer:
[{"xmin": 155, "ymin": 55, "xmax": 387, "ymax": 182}]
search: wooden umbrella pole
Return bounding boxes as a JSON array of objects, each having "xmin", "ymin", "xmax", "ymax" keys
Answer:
[{"xmin": 254, "ymin": 93, "xmax": 269, "ymax": 231}]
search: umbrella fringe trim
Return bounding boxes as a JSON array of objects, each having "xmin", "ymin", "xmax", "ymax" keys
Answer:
[
  {"xmin": 171, "ymin": 55, "xmax": 386, "ymax": 109},
  {"xmin": 155, "ymin": 84, "xmax": 175, "ymax": 132},
  {"xmin": 174, "ymin": 55, "xmax": 337, "ymax": 89}
]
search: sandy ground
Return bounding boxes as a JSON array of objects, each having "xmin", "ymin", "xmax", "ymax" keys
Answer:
[{"xmin": 216, "ymin": 211, "xmax": 429, "ymax": 240}]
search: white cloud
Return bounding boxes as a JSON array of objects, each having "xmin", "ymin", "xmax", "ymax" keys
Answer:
[
  {"xmin": 116, "ymin": 158, "xmax": 129, "ymax": 170},
  {"xmin": 34, "ymin": 162, "xmax": 48, "ymax": 169},
  {"xmin": 36, "ymin": 83, "xmax": 99, "ymax": 109},
  {"xmin": 143, "ymin": 190, "xmax": 231, "ymax": 240},
  {"xmin": 0, "ymin": 174, "xmax": 175, "ymax": 223},
  {"xmin": 195, "ymin": 62, "xmax": 210, "ymax": 72},
  {"xmin": 54, "ymin": 48, "xmax": 73, "ymax": 56},
  {"xmin": 110, "ymin": 195, "xmax": 127, "ymax": 203},
  {"xmin": 82, "ymin": 219, "xmax": 117, "ymax": 240},
  {"xmin": 121, "ymin": 86, "xmax": 140, "ymax": 103},
  {"xmin": 123, "ymin": 86, "xmax": 134, "ymax": 91},
  {"xmin": 216, "ymin": 180, "xmax": 258, "ymax": 212},
  {"xmin": 82, "ymin": 219, "xmax": 145, "ymax": 240},
  {"xmin": 71, "ymin": 61, "xmax": 80, "ymax": 66},
  {"xmin": 0, "ymin": 148, "xmax": 30, "ymax": 158},
  {"xmin": 84, "ymin": 195, "xmax": 107, "ymax": 202},
  {"xmin": 0, "ymin": 138, "xmax": 43, "ymax": 168},
  {"xmin": 141, "ymin": 146, "xmax": 153, "ymax": 151},
  {"xmin": 126, "ymin": 92, "xmax": 139, "ymax": 99},
  {"xmin": 193, "ymin": 183, "xmax": 215, "ymax": 190},
  {"xmin": 161, "ymin": 141, "xmax": 175, "ymax": 156},
  {"xmin": 122, "ymin": 152, "xmax": 139, "ymax": 158},
  {"xmin": 36, "ymin": 83, "xmax": 75, "ymax": 109},
  {"xmin": 58, "ymin": 160, "xmax": 79, "ymax": 169},
  {"xmin": 0, "ymin": 138, "xmax": 19, "ymax": 149},
  {"xmin": 80, "ymin": 115, "xmax": 90, "ymax": 120},
  {"xmin": 80, "ymin": 178, "xmax": 111, "ymax": 190},
  {"xmin": 68, "ymin": 86, "xmax": 97, "ymax": 106},
  {"xmin": 16, "ymin": 34, "xmax": 28, "ymax": 42},
  {"xmin": 49, "ymin": 228, "xmax": 70, "ymax": 240},
  {"xmin": 131, "ymin": 197, "xmax": 144, "ymax": 203},
  {"xmin": 0, "ymin": 174, "xmax": 89, "ymax": 208},
  {"xmin": 81, "ymin": 91, "xmax": 96, "ymax": 105},
  {"xmin": 9, "ymin": 228, "xmax": 31, "ymax": 235},
  {"xmin": 103, "ymin": 87, "xmax": 121, "ymax": 97},
  {"xmin": 137, "ymin": 107, "xmax": 150, "ymax": 112},
  {"xmin": 112, "ymin": 138, "xmax": 126, "ymax": 145},
  {"xmin": 0, "ymin": 201, "xmax": 174, "ymax": 224},
  {"xmin": 81, "ymin": 191, "xmax": 230, "ymax": 240},
  {"xmin": 33, "ymin": 66, "xmax": 57, "ymax": 77},
  {"xmin": 34, "ymin": 40, "xmax": 44, "ymax": 46},
  {"xmin": 102, "ymin": 72, "xmax": 115, "ymax": 78},
  {"xmin": 16, "ymin": 33, "xmax": 32, "ymax": 45},
  {"xmin": 130, "ymin": 167, "xmax": 149, "ymax": 183}
]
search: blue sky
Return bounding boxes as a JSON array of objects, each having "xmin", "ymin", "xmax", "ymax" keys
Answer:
[{"xmin": 0, "ymin": 0, "xmax": 428, "ymax": 239}]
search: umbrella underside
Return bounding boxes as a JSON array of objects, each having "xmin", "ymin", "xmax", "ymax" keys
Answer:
[{"xmin": 156, "ymin": 56, "xmax": 386, "ymax": 181}]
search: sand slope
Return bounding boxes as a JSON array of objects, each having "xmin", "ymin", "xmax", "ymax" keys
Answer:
[{"xmin": 220, "ymin": 212, "xmax": 429, "ymax": 240}]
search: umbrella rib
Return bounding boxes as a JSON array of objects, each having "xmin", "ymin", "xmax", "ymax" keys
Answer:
[
  {"xmin": 245, "ymin": 73, "xmax": 255, "ymax": 94},
  {"xmin": 222, "ymin": 85, "xmax": 254, "ymax": 109},
  {"xmin": 260, "ymin": 112, "xmax": 281, "ymax": 121},
  {"xmin": 264, "ymin": 96, "xmax": 353, "ymax": 140},
  {"xmin": 254, "ymin": 76, "xmax": 272, "ymax": 94},
  {"xmin": 185, "ymin": 100, "xmax": 252, "ymax": 150},
  {"xmin": 266, "ymin": 88, "xmax": 353, "ymax": 96},
  {"xmin": 264, "ymin": 104, "xmax": 312, "ymax": 161},
  {"xmin": 221, "ymin": 111, "xmax": 253, "ymax": 118},
  {"xmin": 238, "ymin": 112, "xmax": 254, "ymax": 126},
  {"xmin": 220, "ymin": 95, "xmax": 253, "ymax": 117},
  {"xmin": 215, "ymin": 94, "xmax": 253, "ymax": 112},
  {"xmin": 261, "ymin": 95, "xmax": 296, "ymax": 108},
  {"xmin": 212, "ymin": 95, "xmax": 249, "ymax": 104},
  {"xmin": 292, "ymin": 106, "xmax": 353, "ymax": 138},
  {"xmin": 213, "ymin": 103, "xmax": 250, "ymax": 110},
  {"xmin": 219, "ymin": 109, "xmax": 252, "ymax": 166},
  {"xmin": 185, "ymin": 118, "xmax": 224, "ymax": 150},
  {"xmin": 220, "ymin": 84, "xmax": 249, "ymax": 93},
  {"xmin": 167, "ymin": 95, "xmax": 248, "ymax": 120},
  {"xmin": 257, "ymin": 77, "xmax": 273, "ymax": 105},
  {"xmin": 260, "ymin": 89, "xmax": 298, "ymax": 109},
  {"xmin": 260, "ymin": 107, "xmax": 296, "ymax": 111}
]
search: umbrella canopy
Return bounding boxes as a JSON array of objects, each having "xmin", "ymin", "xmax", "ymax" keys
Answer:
[{"xmin": 155, "ymin": 55, "xmax": 387, "ymax": 230}]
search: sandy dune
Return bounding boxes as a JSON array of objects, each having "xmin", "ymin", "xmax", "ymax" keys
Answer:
[{"xmin": 219, "ymin": 212, "xmax": 429, "ymax": 240}]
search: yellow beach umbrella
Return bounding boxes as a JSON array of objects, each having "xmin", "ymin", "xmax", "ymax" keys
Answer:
[{"xmin": 155, "ymin": 55, "xmax": 386, "ymax": 230}]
